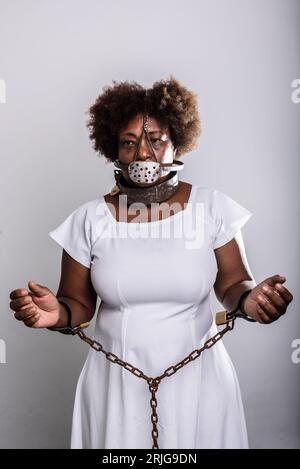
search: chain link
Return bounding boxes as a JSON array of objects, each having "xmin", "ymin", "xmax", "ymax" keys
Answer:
[{"xmin": 76, "ymin": 319, "xmax": 235, "ymax": 449}]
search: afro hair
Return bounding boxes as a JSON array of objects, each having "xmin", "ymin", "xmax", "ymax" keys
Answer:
[{"xmin": 86, "ymin": 76, "xmax": 202, "ymax": 162}]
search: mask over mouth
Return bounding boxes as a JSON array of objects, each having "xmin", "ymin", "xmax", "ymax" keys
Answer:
[{"xmin": 113, "ymin": 113, "xmax": 184, "ymax": 187}]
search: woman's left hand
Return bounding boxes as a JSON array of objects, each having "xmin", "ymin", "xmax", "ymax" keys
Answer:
[{"xmin": 242, "ymin": 274, "xmax": 293, "ymax": 324}]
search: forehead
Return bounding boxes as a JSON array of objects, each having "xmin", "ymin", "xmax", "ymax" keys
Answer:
[{"xmin": 120, "ymin": 114, "xmax": 168, "ymax": 135}]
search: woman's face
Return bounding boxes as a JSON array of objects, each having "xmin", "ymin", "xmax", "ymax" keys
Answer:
[{"xmin": 118, "ymin": 113, "xmax": 176, "ymax": 186}]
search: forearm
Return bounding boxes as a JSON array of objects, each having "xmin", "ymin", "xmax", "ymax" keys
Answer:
[
  {"xmin": 222, "ymin": 279, "xmax": 257, "ymax": 313},
  {"xmin": 54, "ymin": 297, "xmax": 93, "ymax": 328}
]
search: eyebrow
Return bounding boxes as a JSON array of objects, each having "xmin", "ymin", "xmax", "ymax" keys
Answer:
[{"xmin": 120, "ymin": 130, "xmax": 163, "ymax": 138}]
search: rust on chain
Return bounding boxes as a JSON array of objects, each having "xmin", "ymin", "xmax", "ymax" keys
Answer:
[{"xmin": 76, "ymin": 320, "xmax": 235, "ymax": 449}]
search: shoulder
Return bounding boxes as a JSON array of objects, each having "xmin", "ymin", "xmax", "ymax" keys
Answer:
[
  {"xmin": 190, "ymin": 184, "xmax": 220, "ymax": 212},
  {"xmin": 192, "ymin": 184, "xmax": 226, "ymax": 199},
  {"xmin": 190, "ymin": 185, "xmax": 253, "ymax": 227},
  {"xmin": 191, "ymin": 185, "xmax": 246, "ymax": 212},
  {"xmin": 60, "ymin": 195, "xmax": 109, "ymax": 240},
  {"xmin": 70, "ymin": 195, "xmax": 106, "ymax": 219}
]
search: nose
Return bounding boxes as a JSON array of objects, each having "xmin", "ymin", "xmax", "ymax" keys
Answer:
[{"xmin": 136, "ymin": 136, "xmax": 155, "ymax": 161}]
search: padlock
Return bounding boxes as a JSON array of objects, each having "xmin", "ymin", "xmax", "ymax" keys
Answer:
[
  {"xmin": 215, "ymin": 310, "xmax": 229, "ymax": 326},
  {"xmin": 79, "ymin": 322, "xmax": 90, "ymax": 330}
]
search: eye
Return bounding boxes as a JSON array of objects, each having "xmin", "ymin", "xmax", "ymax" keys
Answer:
[
  {"xmin": 151, "ymin": 138, "xmax": 164, "ymax": 145},
  {"xmin": 122, "ymin": 140, "xmax": 135, "ymax": 146}
]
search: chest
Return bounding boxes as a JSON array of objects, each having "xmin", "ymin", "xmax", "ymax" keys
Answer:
[{"xmin": 90, "ymin": 234, "xmax": 218, "ymax": 307}]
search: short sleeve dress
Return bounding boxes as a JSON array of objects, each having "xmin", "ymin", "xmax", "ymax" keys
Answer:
[{"xmin": 48, "ymin": 184, "xmax": 253, "ymax": 449}]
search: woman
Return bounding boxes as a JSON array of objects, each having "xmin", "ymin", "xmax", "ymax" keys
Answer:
[{"xmin": 9, "ymin": 77, "xmax": 293, "ymax": 449}]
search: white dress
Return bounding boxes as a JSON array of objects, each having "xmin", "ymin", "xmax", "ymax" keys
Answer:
[{"xmin": 48, "ymin": 184, "xmax": 253, "ymax": 449}]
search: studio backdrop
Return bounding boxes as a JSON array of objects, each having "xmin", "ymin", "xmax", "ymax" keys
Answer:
[{"xmin": 0, "ymin": 0, "xmax": 299, "ymax": 449}]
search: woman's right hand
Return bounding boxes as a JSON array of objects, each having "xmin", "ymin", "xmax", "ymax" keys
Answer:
[{"xmin": 9, "ymin": 281, "xmax": 62, "ymax": 329}]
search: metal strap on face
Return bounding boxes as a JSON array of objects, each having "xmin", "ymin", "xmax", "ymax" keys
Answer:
[
  {"xmin": 132, "ymin": 113, "xmax": 159, "ymax": 163},
  {"xmin": 49, "ymin": 289, "xmax": 255, "ymax": 449},
  {"xmin": 114, "ymin": 159, "xmax": 184, "ymax": 171}
]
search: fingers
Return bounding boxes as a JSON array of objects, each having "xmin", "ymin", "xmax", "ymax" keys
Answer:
[
  {"xmin": 255, "ymin": 275, "xmax": 293, "ymax": 324},
  {"xmin": 23, "ymin": 313, "xmax": 40, "ymax": 327},
  {"xmin": 256, "ymin": 304, "xmax": 272, "ymax": 324},
  {"xmin": 266, "ymin": 274, "xmax": 286, "ymax": 286},
  {"xmin": 9, "ymin": 289, "xmax": 29, "ymax": 300},
  {"xmin": 28, "ymin": 281, "xmax": 49, "ymax": 297},
  {"xmin": 273, "ymin": 283, "xmax": 293, "ymax": 304},
  {"xmin": 9, "ymin": 288, "xmax": 40, "ymax": 327},
  {"xmin": 262, "ymin": 284, "xmax": 286, "ymax": 314},
  {"xmin": 257, "ymin": 293, "xmax": 281, "ymax": 322},
  {"xmin": 14, "ymin": 304, "xmax": 37, "ymax": 321},
  {"xmin": 259, "ymin": 282, "xmax": 293, "ymax": 322},
  {"xmin": 9, "ymin": 295, "xmax": 33, "ymax": 312},
  {"xmin": 14, "ymin": 304, "xmax": 40, "ymax": 327}
]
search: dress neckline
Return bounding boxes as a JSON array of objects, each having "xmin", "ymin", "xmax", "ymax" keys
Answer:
[{"xmin": 101, "ymin": 184, "xmax": 197, "ymax": 226}]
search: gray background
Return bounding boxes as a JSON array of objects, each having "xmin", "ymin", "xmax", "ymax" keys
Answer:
[{"xmin": 0, "ymin": 0, "xmax": 299, "ymax": 449}]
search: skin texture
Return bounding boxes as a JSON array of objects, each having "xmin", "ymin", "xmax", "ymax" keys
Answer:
[
  {"xmin": 118, "ymin": 113, "xmax": 176, "ymax": 186},
  {"xmin": 9, "ymin": 114, "xmax": 293, "ymax": 328}
]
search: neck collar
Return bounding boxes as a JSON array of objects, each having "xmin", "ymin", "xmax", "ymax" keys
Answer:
[{"xmin": 112, "ymin": 170, "xmax": 180, "ymax": 205}]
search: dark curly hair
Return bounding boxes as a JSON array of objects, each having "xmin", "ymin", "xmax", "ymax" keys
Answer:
[{"xmin": 86, "ymin": 76, "xmax": 202, "ymax": 162}]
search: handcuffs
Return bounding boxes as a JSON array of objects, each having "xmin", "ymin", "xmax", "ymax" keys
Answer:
[
  {"xmin": 47, "ymin": 299, "xmax": 90, "ymax": 335},
  {"xmin": 215, "ymin": 289, "xmax": 256, "ymax": 326}
]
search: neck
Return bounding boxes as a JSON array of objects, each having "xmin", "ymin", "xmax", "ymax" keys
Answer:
[{"xmin": 115, "ymin": 171, "xmax": 180, "ymax": 205}]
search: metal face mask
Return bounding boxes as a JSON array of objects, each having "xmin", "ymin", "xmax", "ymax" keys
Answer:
[{"xmin": 114, "ymin": 114, "xmax": 184, "ymax": 187}]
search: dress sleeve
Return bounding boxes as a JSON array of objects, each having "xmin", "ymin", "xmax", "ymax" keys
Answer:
[
  {"xmin": 212, "ymin": 189, "xmax": 253, "ymax": 249},
  {"xmin": 48, "ymin": 204, "xmax": 92, "ymax": 268}
]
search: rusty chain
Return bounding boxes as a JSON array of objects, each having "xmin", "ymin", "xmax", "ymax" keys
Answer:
[{"xmin": 76, "ymin": 318, "xmax": 235, "ymax": 449}]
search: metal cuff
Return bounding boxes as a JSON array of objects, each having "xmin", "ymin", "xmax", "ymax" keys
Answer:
[
  {"xmin": 216, "ymin": 289, "xmax": 256, "ymax": 326},
  {"xmin": 47, "ymin": 298, "xmax": 90, "ymax": 335}
]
